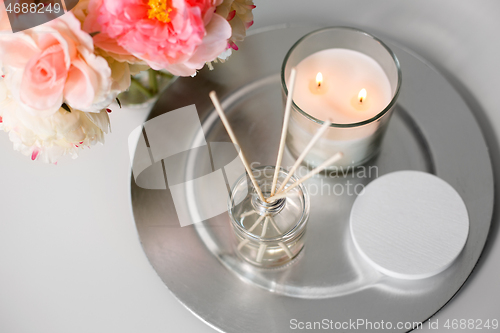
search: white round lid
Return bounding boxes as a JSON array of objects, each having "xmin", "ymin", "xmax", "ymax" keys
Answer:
[{"xmin": 350, "ymin": 171, "xmax": 469, "ymax": 280}]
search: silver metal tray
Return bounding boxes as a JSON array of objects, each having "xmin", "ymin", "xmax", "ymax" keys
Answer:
[{"xmin": 131, "ymin": 26, "xmax": 494, "ymax": 332}]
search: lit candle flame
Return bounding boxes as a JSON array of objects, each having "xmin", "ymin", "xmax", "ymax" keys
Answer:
[
  {"xmin": 358, "ymin": 89, "xmax": 367, "ymax": 103},
  {"xmin": 316, "ymin": 72, "xmax": 323, "ymax": 87}
]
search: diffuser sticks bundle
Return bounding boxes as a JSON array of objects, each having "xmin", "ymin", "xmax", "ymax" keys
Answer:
[{"xmin": 209, "ymin": 68, "xmax": 343, "ymax": 266}]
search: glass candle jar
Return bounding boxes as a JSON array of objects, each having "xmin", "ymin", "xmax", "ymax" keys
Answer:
[
  {"xmin": 282, "ymin": 27, "xmax": 402, "ymax": 169},
  {"xmin": 228, "ymin": 166, "xmax": 310, "ymax": 268}
]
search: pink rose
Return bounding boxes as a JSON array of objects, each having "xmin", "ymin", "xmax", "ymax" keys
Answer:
[
  {"xmin": 0, "ymin": 12, "xmax": 113, "ymax": 117},
  {"xmin": 84, "ymin": 0, "xmax": 232, "ymax": 76}
]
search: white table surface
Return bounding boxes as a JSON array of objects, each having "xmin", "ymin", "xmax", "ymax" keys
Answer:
[{"xmin": 1, "ymin": 1, "xmax": 499, "ymax": 332}]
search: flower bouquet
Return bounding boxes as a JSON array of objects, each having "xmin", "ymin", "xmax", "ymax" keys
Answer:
[{"xmin": 0, "ymin": 0, "xmax": 255, "ymax": 163}]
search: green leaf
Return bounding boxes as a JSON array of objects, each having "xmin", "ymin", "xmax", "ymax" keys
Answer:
[{"xmin": 89, "ymin": 31, "xmax": 101, "ymax": 37}]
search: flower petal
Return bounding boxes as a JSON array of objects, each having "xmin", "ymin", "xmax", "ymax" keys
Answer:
[
  {"xmin": 184, "ymin": 14, "xmax": 231, "ymax": 68},
  {"xmin": 64, "ymin": 59, "xmax": 96, "ymax": 110}
]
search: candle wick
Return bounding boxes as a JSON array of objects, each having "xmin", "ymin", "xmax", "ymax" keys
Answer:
[
  {"xmin": 317, "ymin": 82, "xmax": 321, "ymax": 88},
  {"xmin": 358, "ymin": 89, "xmax": 367, "ymax": 104}
]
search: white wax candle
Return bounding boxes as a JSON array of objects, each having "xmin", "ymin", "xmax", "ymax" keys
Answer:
[{"xmin": 294, "ymin": 49, "xmax": 392, "ymax": 124}]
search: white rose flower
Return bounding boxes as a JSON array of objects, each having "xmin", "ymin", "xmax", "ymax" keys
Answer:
[{"xmin": 0, "ymin": 80, "xmax": 110, "ymax": 164}]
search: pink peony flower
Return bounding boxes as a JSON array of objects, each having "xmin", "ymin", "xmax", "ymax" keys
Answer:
[
  {"xmin": 73, "ymin": 0, "xmax": 149, "ymax": 93},
  {"xmin": 0, "ymin": 12, "xmax": 115, "ymax": 117},
  {"xmin": 84, "ymin": 0, "xmax": 232, "ymax": 76}
]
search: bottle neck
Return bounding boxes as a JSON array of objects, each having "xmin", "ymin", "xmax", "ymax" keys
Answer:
[{"xmin": 251, "ymin": 191, "xmax": 286, "ymax": 216}]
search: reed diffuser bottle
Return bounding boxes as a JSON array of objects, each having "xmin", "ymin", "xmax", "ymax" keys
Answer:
[{"xmin": 228, "ymin": 166, "xmax": 310, "ymax": 268}]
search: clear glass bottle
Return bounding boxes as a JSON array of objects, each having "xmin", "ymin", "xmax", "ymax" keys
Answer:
[{"xmin": 228, "ymin": 166, "xmax": 310, "ymax": 268}]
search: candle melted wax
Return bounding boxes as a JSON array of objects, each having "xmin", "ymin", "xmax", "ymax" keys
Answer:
[{"xmin": 294, "ymin": 49, "xmax": 392, "ymax": 124}]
